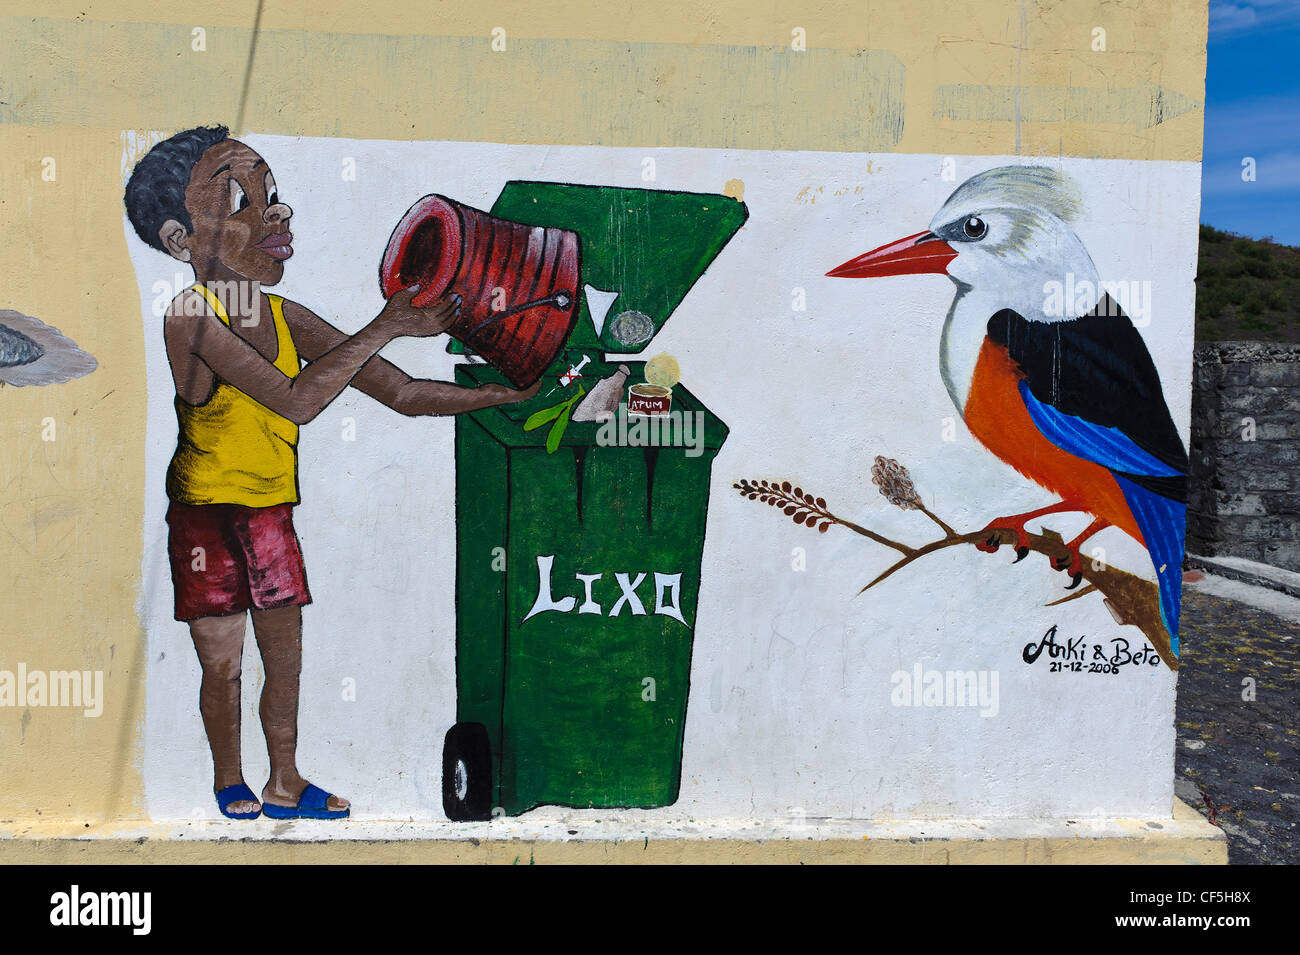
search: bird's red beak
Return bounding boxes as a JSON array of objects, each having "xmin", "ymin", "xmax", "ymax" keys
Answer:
[{"xmin": 826, "ymin": 231, "xmax": 957, "ymax": 278}]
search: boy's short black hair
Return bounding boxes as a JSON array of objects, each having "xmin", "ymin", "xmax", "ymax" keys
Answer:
[{"xmin": 124, "ymin": 125, "xmax": 230, "ymax": 251}]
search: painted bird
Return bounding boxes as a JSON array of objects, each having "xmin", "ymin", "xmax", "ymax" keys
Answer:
[{"xmin": 827, "ymin": 166, "xmax": 1188, "ymax": 653}]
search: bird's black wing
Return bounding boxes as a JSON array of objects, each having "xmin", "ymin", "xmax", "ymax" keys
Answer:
[{"xmin": 986, "ymin": 296, "xmax": 1188, "ymax": 501}]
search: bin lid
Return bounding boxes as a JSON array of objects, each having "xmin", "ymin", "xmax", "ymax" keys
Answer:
[{"xmin": 481, "ymin": 182, "xmax": 748, "ymax": 354}]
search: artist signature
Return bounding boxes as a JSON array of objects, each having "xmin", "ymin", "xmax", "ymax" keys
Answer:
[{"xmin": 1022, "ymin": 625, "xmax": 1162, "ymax": 673}]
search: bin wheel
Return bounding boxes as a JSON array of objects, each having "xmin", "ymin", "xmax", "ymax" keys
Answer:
[{"xmin": 443, "ymin": 722, "xmax": 493, "ymax": 821}]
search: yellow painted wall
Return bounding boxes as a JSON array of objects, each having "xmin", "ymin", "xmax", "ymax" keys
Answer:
[{"xmin": 0, "ymin": 0, "xmax": 1206, "ymax": 823}]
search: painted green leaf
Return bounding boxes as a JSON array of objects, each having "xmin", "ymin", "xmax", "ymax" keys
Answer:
[
  {"xmin": 546, "ymin": 406, "xmax": 572, "ymax": 454},
  {"xmin": 523, "ymin": 385, "xmax": 585, "ymax": 433},
  {"xmin": 523, "ymin": 403, "xmax": 565, "ymax": 431}
]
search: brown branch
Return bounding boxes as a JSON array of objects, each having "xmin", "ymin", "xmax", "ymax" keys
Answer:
[
  {"xmin": 917, "ymin": 504, "xmax": 957, "ymax": 538},
  {"xmin": 1044, "ymin": 584, "xmax": 1099, "ymax": 606},
  {"xmin": 734, "ymin": 475, "xmax": 1178, "ymax": 672}
]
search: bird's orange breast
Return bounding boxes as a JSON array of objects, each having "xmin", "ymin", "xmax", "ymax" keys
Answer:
[{"xmin": 963, "ymin": 338, "xmax": 1144, "ymax": 544}]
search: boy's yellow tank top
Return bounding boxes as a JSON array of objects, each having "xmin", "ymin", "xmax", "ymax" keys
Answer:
[{"xmin": 166, "ymin": 284, "xmax": 301, "ymax": 506}]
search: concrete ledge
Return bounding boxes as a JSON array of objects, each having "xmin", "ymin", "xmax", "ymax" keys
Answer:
[
  {"xmin": 0, "ymin": 798, "xmax": 1226, "ymax": 864},
  {"xmin": 1188, "ymin": 554, "xmax": 1300, "ymax": 599}
]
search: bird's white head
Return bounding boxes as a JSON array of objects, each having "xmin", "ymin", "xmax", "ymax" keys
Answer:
[{"xmin": 828, "ymin": 165, "xmax": 1102, "ymax": 322}]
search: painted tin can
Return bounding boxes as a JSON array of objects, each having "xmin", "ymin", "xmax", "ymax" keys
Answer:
[{"xmin": 627, "ymin": 382, "xmax": 673, "ymax": 416}]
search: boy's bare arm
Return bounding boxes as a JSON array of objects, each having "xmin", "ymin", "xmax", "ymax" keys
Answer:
[
  {"xmin": 280, "ymin": 299, "xmax": 541, "ymax": 415},
  {"xmin": 167, "ymin": 287, "xmax": 453, "ymax": 425}
]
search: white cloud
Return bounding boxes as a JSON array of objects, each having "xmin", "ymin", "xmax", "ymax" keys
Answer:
[{"xmin": 1210, "ymin": 1, "xmax": 1300, "ymax": 39}]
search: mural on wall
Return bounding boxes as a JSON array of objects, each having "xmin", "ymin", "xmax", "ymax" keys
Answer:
[
  {"xmin": 126, "ymin": 135, "xmax": 1199, "ymax": 822},
  {"xmin": 740, "ymin": 166, "xmax": 1187, "ymax": 670},
  {"xmin": 0, "ymin": 311, "xmax": 96, "ymax": 387},
  {"xmin": 125, "ymin": 126, "xmax": 747, "ymax": 821}
]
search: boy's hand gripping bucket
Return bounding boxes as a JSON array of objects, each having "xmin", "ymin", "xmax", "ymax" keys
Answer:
[{"xmin": 379, "ymin": 195, "xmax": 582, "ymax": 388}]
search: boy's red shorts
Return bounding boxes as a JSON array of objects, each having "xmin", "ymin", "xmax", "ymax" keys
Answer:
[{"xmin": 166, "ymin": 501, "xmax": 312, "ymax": 621}]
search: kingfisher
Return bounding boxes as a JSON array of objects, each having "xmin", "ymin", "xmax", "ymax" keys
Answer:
[{"xmin": 827, "ymin": 166, "xmax": 1188, "ymax": 653}]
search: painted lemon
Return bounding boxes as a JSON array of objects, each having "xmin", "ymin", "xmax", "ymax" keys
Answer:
[{"xmin": 644, "ymin": 353, "xmax": 681, "ymax": 389}]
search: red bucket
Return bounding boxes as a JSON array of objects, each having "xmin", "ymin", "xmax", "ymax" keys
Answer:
[{"xmin": 379, "ymin": 195, "xmax": 582, "ymax": 388}]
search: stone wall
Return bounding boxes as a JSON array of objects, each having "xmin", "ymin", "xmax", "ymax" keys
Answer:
[{"xmin": 1188, "ymin": 341, "xmax": 1300, "ymax": 571}]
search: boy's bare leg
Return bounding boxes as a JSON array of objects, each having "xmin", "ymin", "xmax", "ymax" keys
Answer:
[
  {"xmin": 189, "ymin": 612, "xmax": 259, "ymax": 815},
  {"xmin": 252, "ymin": 605, "xmax": 349, "ymax": 812}
]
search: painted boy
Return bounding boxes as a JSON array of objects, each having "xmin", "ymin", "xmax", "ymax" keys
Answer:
[{"xmin": 124, "ymin": 126, "xmax": 538, "ymax": 819}]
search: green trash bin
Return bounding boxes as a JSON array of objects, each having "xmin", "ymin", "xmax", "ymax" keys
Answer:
[{"xmin": 441, "ymin": 182, "xmax": 746, "ymax": 820}]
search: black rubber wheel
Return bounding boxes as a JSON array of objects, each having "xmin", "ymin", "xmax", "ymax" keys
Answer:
[{"xmin": 442, "ymin": 722, "xmax": 493, "ymax": 821}]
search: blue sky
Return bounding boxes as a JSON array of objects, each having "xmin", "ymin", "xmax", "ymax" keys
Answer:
[{"xmin": 1201, "ymin": 1, "xmax": 1300, "ymax": 244}]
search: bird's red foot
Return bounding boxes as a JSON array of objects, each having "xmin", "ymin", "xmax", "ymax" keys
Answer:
[
  {"xmin": 1050, "ymin": 546, "xmax": 1085, "ymax": 589},
  {"xmin": 1051, "ymin": 518, "xmax": 1110, "ymax": 590},
  {"xmin": 974, "ymin": 518, "xmax": 1032, "ymax": 562}
]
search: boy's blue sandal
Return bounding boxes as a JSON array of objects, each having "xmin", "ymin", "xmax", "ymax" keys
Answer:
[
  {"xmin": 215, "ymin": 783, "xmax": 262, "ymax": 820},
  {"xmin": 261, "ymin": 783, "xmax": 350, "ymax": 820}
]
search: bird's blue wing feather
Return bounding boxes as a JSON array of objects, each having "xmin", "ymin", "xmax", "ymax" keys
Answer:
[
  {"xmin": 1018, "ymin": 380, "xmax": 1185, "ymax": 654},
  {"xmin": 1113, "ymin": 475, "xmax": 1186, "ymax": 655},
  {"xmin": 1017, "ymin": 380, "xmax": 1182, "ymax": 477}
]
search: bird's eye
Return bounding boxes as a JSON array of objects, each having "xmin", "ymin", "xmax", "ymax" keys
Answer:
[
  {"xmin": 229, "ymin": 180, "xmax": 249, "ymax": 216},
  {"xmin": 963, "ymin": 216, "xmax": 987, "ymax": 239}
]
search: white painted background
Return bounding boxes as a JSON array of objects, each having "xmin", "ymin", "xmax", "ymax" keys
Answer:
[{"xmin": 128, "ymin": 136, "xmax": 1198, "ymax": 822}]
